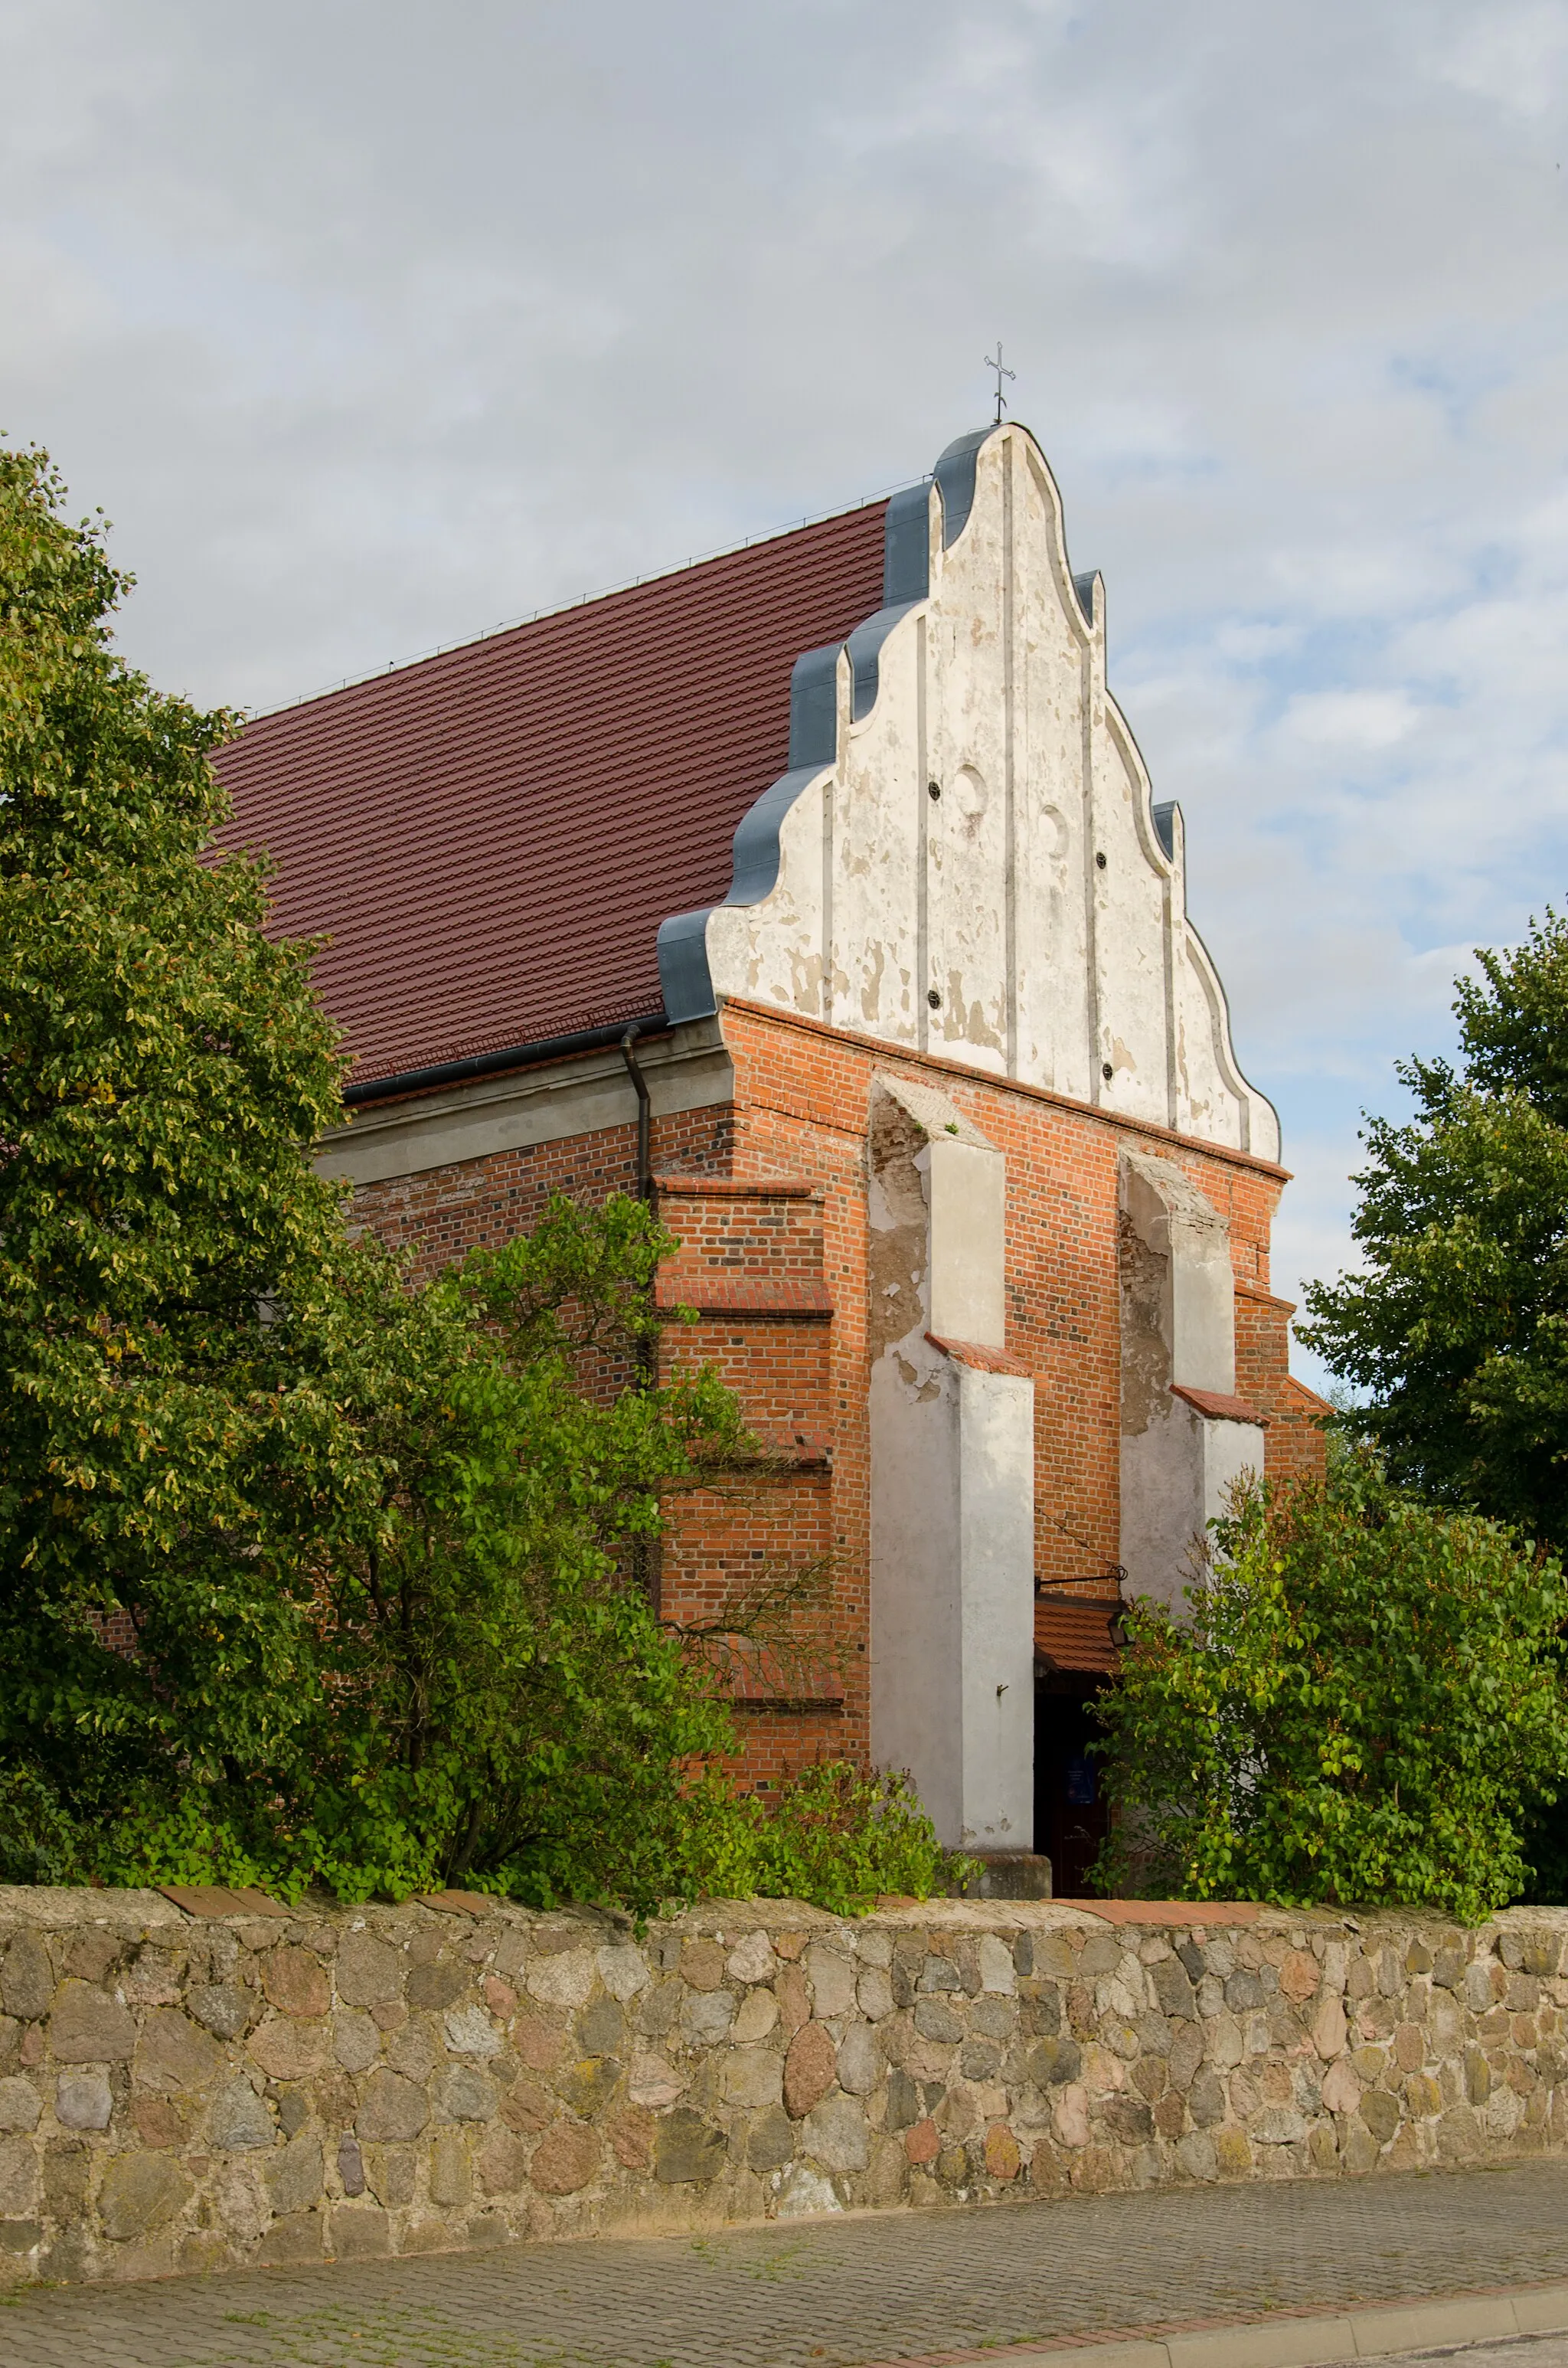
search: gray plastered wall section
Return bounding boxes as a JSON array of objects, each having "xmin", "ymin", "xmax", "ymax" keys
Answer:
[{"xmin": 315, "ymin": 1020, "xmax": 732, "ymax": 1189}]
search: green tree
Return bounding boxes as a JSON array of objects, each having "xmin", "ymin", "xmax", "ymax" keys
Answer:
[
  {"xmin": 1094, "ymin": 1457, "xmax": 1568, "ymax": 1921},
  {"xmin": 272, "ymin": 1195, "xmax": 961, "ymax": 1914},
  {"xmin": 0, "ymin": 440, "xmax": 354, "ymax": 1862},
  {"xmin": 276, "ymin": 1196, "xmax": 758, "ymax": 1911},
  {"xmin": 1300, "ymin": 912, "xmax": 1568, "ymax": 1547},
  {"xmin": 0, "ymin": 440, "xmax": 960, "ymax": 1916}
]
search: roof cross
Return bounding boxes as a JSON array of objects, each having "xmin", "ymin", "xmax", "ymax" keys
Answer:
[{"xmin": 984, "ymin": 342, "xmax": 1015, "ymax": 425}]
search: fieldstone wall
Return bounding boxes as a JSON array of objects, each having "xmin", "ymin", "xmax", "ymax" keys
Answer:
[{"xmin": 3, "ymin": 1885, "xmax": 1568, "ymax": 2286}]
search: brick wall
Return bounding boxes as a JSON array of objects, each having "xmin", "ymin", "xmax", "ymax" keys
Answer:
[
  {"xmin": 1236, "ymin": 1282, "xmax": 1334, "ymax": 1488},
  {"xmin": 352, "ymin": 1104, "xmax": 734, "ymax": 1281},
  {"xmin": 714, "ymin": 999, "xmax": 1323, "ymax": 1607},
  {"xmin": 343, "ymin": 1004, "xmax": 1324, "ymax": 1788}
]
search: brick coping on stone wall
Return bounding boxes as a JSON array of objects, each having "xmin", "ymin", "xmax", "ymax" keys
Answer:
[{"xmin": 1, "ymin": 1889, "xmax": 1566, "ymax": 2287}]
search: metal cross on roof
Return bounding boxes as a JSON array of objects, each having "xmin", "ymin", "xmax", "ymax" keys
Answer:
[{"xmin": 984, "ymin": 342, "xmax": 1015, "ymax": 424}]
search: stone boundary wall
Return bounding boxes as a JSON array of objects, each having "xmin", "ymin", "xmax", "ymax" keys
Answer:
[{"xmin": 2, "ymin": 1886, "xmax": 1567, "ymax": 2287}]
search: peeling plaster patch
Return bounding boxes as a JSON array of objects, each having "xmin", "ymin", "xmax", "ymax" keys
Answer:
[
  {"xmin": 1118, "ymin": 1211, "xmax": 1168, "ymax": 1441},
  {"xmin": 861, "ymin": 941, "xmax": 887, "ymax": 1024},
  {"xmin": 945, "ymin": 974, "xmax": 1003, "ymax": 1054},
  {"xmin": 788, "ymin": 948, "xmax": 825, "ymax": 1017}
]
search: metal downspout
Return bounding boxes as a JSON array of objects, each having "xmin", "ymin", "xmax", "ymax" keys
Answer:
[
  {"xmin": 619, "ymin": 1023, "xmax": 654, "ymax": 1206},
  {"xmin": 619, "ymin": 1024, "xmax": 659, "ymax": 1606}
]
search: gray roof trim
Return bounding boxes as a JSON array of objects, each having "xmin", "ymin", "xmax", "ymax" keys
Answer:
[
  {"xmin": 882, "ymin": 480, "xmax": 933, "ymax": 604},
  {"xmin": 848, "ymin": 600, "xmax": 923, "ymax": 722},
  {"xmin": 657, "ymin": 764, "xmax": 828, "ymax": 1022},
  {"xmin": 933, "ymin": 427, "xmax": 992, "ymax": 548},
  {"xmin": 788, "ymin": 643, "xmax": 843, "ymax": 770},
  {"xmin": 342, "ymin": 1014, "xmax": 669, "ymax": 1108},
  {"xmin": 1072, "ymin": 569, "xmax": 1101, "ymax": 631},
  {"xmin": 655, "ymin": 907, "xmax": 723, "ymax": 1026},
  {"xmin": 658, "ymin": 437, "xmax": 961, "ymax": 1029}
]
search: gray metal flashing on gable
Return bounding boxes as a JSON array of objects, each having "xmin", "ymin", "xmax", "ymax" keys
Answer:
[
  {"xmin": 788, "ymin": 644, "xmax": 843, "ymax": 770},
  {"xmin": 1072, "ymin": 569, "xmax": 1100, "ymax": 630},
  {"xmin": 655, "ymin": 760, "xmax": 831, "ymax": 1023},
  {"xmin": 655, "ymin": 907, "xmax": 724, "ymax": 1026},
  {"xmin": 728, "ymin": 764, "xmax": 828, "ymax": 905},
  {"xmin": 881, "ymin": 480, "xmax": 933, "ymax": 604},
  {"xmin": 655, "ymin": 424, "xmax": 1005, "ymax": 1031},
  {"xmin": 933, "ymin": 427, "xmax": 992, "ymax": 548},
  {"xmin": 848, "ymin": 601, "xmax": 922, "ymax": 722}
]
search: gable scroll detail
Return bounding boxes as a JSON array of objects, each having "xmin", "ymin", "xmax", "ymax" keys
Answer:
[{"xmin": 657, "ymin": 422, "xmax": 1279, "ymax": 1159}]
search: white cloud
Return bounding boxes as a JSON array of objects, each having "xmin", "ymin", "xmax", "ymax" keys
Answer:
[
  {"xmin": 1432, "ymin": 2, "xmax": 1568, "ymax": 117},
  {"xmin": 1278, "ymin": 689, "xmax": 1424, "ymax": 752},
  {"xmin": 3, "ymin": 0, "xmax": 1568, "ymax": 1385}
]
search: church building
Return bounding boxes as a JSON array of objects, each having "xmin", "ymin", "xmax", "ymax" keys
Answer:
[{"xmin": 217, "ymin": 420, "xmax": 1327, "ymax": 1889}]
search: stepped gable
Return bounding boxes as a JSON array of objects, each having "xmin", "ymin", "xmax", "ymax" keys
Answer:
[{"xmin": 213, "ymin": 502, "xmax": 890, "ymax": 1093}]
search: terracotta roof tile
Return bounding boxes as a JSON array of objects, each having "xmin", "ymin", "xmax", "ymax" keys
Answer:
[
  {"xmin": 1034, "ymin": 1592, "xmax": 1122, "ymax": 1676},
  {"xmin": 213, "ymin": 503, "xmax": 890, "ymax": 1091},
  {"xmin": 1170, "ymin": 1385, "xmax": 1266, "ymax": 1424},
  {"xmin": 925, "ymin": 1332, "xmax": 1034, "ymax": 1378}
]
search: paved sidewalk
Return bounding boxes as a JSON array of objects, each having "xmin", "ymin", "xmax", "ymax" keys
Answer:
[
  {"xmin": 1393, "ymin": 2337, "xmax": 1568, "ymax": 2368},
  {"xmin": 8, "ymin": 2160, "xmax": 1568, "ymax": 2368}
]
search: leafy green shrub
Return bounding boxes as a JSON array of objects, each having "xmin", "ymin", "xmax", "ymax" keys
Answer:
[
  {"xmin": 684, "ymin": 1761, "xmax": 969, "ymax": 1915},
  {"xmin": 0, "ymin": 439, "xmax": 956, "ymax": 1923},
  {"xmin": 0, "ymin": 1767, "xmax": 86, "ymax": 1888},
  {"xmin": 0, "ymin": 438, "xmax": 352, "ymax": 1864},
  {"xmin": 1094, "ymin": 1454, "xmax": 1568, "ymax": 1921}
]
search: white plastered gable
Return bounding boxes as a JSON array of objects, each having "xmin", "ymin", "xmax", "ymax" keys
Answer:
[{"xmin": 678, "ymin": 423, "xmax": 1278, "ymax": 1161}]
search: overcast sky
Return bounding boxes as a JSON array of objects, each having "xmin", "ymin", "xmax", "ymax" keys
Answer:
[{"xmin": 5, "ymin": 0, "xmax": 1567, "ymax": 1384}]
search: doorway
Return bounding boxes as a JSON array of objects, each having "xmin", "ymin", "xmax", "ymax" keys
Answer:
[
  {"xmin": 1031, "ymin": 1584, "xmax": 1120, "ymax": 1898},
  {"xmin": 1034, "ymin": 1676, "xmax": 1110, "ymax": 1897}
]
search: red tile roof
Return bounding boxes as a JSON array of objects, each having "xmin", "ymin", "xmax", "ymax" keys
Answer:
[
  {"xmin": 1034, "ymin": 1591, "xmax": 1122, "ymax": 1676},
  {"xmin": 213, "ymin": 503, "xmax": 890, "ymax": 1094}
]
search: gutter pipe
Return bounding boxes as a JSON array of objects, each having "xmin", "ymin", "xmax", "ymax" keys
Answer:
[
  {"xmin": 619, "ymin": 1022, "xmax": 655, "ymax": 1203},
  {"xmin": 620, "ymin": 1019, "xmax": 658, "ymax": 1402},
  {"xmin": 619, "ymin": 1024, "xmax": 660, "ymax": 1600},
  {"xmin": 341, "ymin": 1012, "xmax": 669, "ymax": 1110}
]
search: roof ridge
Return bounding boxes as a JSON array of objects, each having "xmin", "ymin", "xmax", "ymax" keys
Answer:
[{"xmin": 256, "ymin": 477, "xmax": 920, "ymax": 722}]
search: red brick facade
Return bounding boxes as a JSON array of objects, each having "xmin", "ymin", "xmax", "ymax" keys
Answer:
[{"xmin": 346, "ymin": 999, "xmax": 1326, "ymax": 1800}]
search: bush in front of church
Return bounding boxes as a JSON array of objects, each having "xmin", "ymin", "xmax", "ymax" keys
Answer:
[
  {"xmin": 684, "ymin": 1761, "xmax": 969, "ymax": 1915},
  {"xmin": 0, "ymin": 440, "xmax": 952, "ymax": 1918},
  {"xmin": 237, "ymin": 1195, "xmax": 964, "ymax": 1916},
  {"xmin": 0, "ymin": 436, "xmax": 359, "ymax": 1887},
  {"xmin": 1093, "ymin": 1451, "xmax": 1568, "ymax": 1921}
]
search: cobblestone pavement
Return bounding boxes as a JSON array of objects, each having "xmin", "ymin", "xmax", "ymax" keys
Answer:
[{"xmin": 8, "ymin": 2161, "xmax": 1568, "ymax": 2368}]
